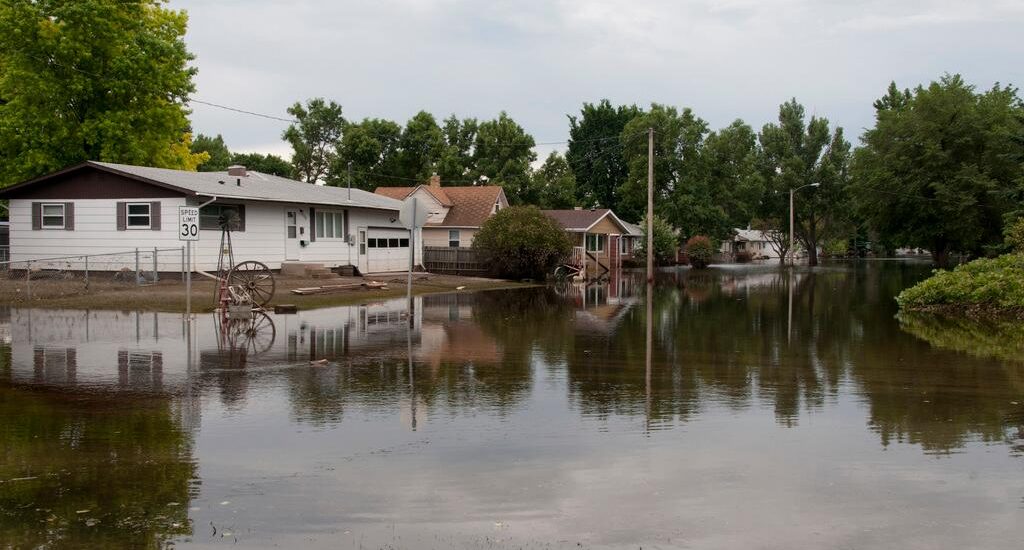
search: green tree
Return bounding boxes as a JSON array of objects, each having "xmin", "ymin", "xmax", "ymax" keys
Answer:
[
  {"xmin": 436, "ymin": 115, "xmax": 478, "ymax": 183},
  {"xmin": 633, "ymin": 214, "xmax": 678, "ymax": 265},
  {"xmin": 758, "ymin": 99, "xmax": 851, "ymax": 266},
  {"xmin": 334, "ymin": 117, "xmax": 402, "ymax": 188},
  {"xmin": 192, "ymin": 133, "xmax": 232, "ymax": 171},
  {"xmin": 619, "ymin": 104, "xmax": 708, "ymax": 224},
  {"xmin": 532, "ymin": 152, "xmax": 578, "ymax": 209},
  {"xmin": 472, "ymin": 112, "xmax": 537, "ymax": 204},
  {"xmin": 230, "ymin": 152, "xmax": 293, "ymax": 177},
  {"xmin": 283, "ymin": 97, "xmax": 345, "ymax": 183},
  {"xmin": 567, "ymin": 100, "xmax": 642, "ymax": 209},
  {"xmin": 851, "ymin": 76, "xmax": 1024, "ymax": 266},
  {"xmin": 674, "ymin": 120, "xmax": 763, "ymax": 241},
  {"xmin": 473, "ymin": 205, "xmax": 572, "ymax": 279},
  {"xmin": 0, "ymin": 0, "xmax": 204, "ymax": 185},
  {"xmin": 396, "ymin": 111, "xmax": 444, "ymax": 181},
  {"xmin": 685, "ymin": 235, "xmax": 714, "ymax": 268}
]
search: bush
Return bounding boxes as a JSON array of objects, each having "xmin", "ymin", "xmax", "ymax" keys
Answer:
[
  {"xmin": 633, "ymin": 215, "xmax": 678, "ymax": 266},
  {"xmin": 734, "ymin": 250, "xmax": 754, "ymax": 263},
  {"xmin": 896, "ymin": 253, "xmax": 1024, "ymax": 310},
  {"xmin": 685, "ymin": 235, "xmax": 714, "ymax": 269},
  {"xmin": 473, "ymin": 205, "xmax": 573, "ymax": 280},
  {"xmin": 1005, "ymin": 217, "xmax": 1024, "ymax": 253}
]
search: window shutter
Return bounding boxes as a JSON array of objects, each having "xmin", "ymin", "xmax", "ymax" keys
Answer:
[
  {"xmin": 116, "ymin": 202, "xmax": 127, "ymax": 231},
  {"xmin": 31, "ymin": 202, "xmax": 42, "ymax": 230},
  {"xmin": 150, "ymin": 201, "xmax": 161, "ymax": 230},
  {"xmin": 309, "ymin": 207, "xmax": 316, "ymax": 242},
  {"xmin": 64, "ymin": 202, "xmax": 74, "ymax": 231},
  {"xmin": 343, "ymin": 210, "xmax": 349, "ymax": 241},
  {"xmin": 236, "ymin": 205, "xmax": 245, "ymax": 231}
]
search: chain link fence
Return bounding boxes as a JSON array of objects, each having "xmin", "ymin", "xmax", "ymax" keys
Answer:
[{"xmin": 1, "ymin": 247, "xmax": 189, "ymax": 299}]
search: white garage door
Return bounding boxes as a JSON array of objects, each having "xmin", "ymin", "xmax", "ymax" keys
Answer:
[{"xmin": 367, "ymin": 228, "xmax": 411, "ymax": 272}]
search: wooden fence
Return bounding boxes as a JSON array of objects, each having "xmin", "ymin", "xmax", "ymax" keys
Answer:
[{"xmin": 423, "ymin": 246, "xmax": 486, "ymax": 275}]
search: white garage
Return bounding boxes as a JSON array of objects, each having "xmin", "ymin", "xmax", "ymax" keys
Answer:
[{"xmin": 365, "ymin": 227, "xmax": 412, "ymax": 273}]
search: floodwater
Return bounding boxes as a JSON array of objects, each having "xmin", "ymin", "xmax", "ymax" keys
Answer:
[{"xmin": 1, "ymin": 261, "xmax": 1022, "ymax": 549}]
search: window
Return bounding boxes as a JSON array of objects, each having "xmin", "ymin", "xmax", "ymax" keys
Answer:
[
  {"xmin": 400, "ymin": 238, "xmax": 409, "ymax": 247},
  {"xmin": 200, "ymin": 204, "xmax": 244, "ymax": 230},
  {"xmin": 368, "ymin": 238, "xmax": 378, "ymax": 248},
  {"xmin": 286, "ymin": 211, "xmax": 298, "ymax": 238},
  {"xmin": 388, "ymin": 238, "xmax": 399, "ymax": 247},
  {"xmin": 41, "ymin": 203, "xmax": 65, "ymax": 229},
  {"xmin": 620, "ymin": 236, "xmax": 629, "ymax": 254},
  {"xmin": 359, "ymin": 230, "xmax": 366, "ymax": 254},
  {"xmin": 315, "ymin": 211, "xmax": 346, "ymax": 239},
  {"xmin": 126, "ymin": 203, "xmax": 151, "ymax": 228},
  {"xmin": 449, "ymin": 230, "xmax": 460, "ymax": 248},
  {"xmin": 586, "ymin": 234, "xmax": 605, "ymax": 252},
  {"xmin": 493, "ymin": 201, "xmax": 501, "ymax": 214}
]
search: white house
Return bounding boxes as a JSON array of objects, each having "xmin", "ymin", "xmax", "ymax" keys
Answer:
[
  {"xmin": 0, "ymin": 161, "xmax": 422, "ymax": 273},
  {"xmin": 719, "ymin": 228, "xmax": 785, "ymax": 260}
]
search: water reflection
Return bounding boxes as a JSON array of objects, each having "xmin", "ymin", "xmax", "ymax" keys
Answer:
[{"xmin": 1, "ymin": 262, "xmax": 1023, "ymax": 547}]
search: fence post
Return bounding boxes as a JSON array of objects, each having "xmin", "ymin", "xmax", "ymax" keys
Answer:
[
  {"xmin": 135, "ymin": 248, "xmax": 140, "ymax": 286},
  {"xmin": 26, "ymin": 260, "xmax": 31, "ymax": 300},
  {"xmin": 84, "ymin": 255, "xmax": 89, "ymax": 290},
  {"xmin": 153, "ymin": 247, "xmax": 159, "ymax": 283}
]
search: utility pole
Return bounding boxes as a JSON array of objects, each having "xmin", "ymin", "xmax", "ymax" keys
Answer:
[
  {"xmin": 789, "ymin": 188, "xmax": 795, "ymax": 265},
  {"xmin": 647, "ymin": 127, "xmax": 654, "ymax": 282}
]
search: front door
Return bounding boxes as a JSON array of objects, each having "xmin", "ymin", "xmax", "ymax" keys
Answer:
[
  {"xmin": 285, "ymin": 210, "xmax": 300, "ymax": 260},
  {"xmin": 356, "ymin": 227, "xmax": 368, "ymax": 273}
]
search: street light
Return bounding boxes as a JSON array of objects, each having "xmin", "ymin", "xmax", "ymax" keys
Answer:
[{"xmin": 788, "ymin": 183, "xmax": 820, "ymax": 264}]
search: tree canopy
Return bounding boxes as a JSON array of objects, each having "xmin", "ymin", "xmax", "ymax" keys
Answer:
[
  {"xmin": 473, "ymin": 205, "xmax": 572, "ymax": 279},
  {"xmin": 567, "ymin": 100, "xmax": 642, "ymax": 210},
  {"xmin": 191, "ymin": 133, "xmax": 232, "ymax": 171},
  {"xmin": 472, "ymin": 112, "xmax": 537, "ymax": 204},
  {"xmin": 532, "ymin": 152, "xmax": 578, "ymax": 209},
  {"xmin": 0, "ymin": 0, "xmax": 205, "ymax": 185},
  {"xmin": 283, "ymin": 97, "xmax": 345, "ymax": 183},
  {"xmin": 850, "ymin": 75, "xmax": 1024, "ymax": 266}
]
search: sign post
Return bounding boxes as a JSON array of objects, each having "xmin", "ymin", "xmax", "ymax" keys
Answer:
[
  {"xmin": 178, "ymin": 206, "xmax": 200, "ymax": 317},
  {"xmin": 399, "ymin": 197, "xmax": 429, "ymax": 327}
]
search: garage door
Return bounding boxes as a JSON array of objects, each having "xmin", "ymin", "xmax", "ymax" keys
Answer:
[{"xmin": 366, "ymin": 228, "xmax": 411, "ymax": 272}]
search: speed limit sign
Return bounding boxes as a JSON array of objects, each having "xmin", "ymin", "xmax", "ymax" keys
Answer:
[{"xmin": 178, "ymin": 206, "xmax": 200, "ymax": 241}]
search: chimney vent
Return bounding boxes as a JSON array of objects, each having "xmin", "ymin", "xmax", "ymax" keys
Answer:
[
  {"xmin": 429, "ymin": 173, "xmax": 441, "ymax": 188},
  {"xmin": 573, "ymin": 206, "xmax": 583, "ymax": 211},
  {"xmin": 227, "ymin": 165, "xmax": 247, "ymax": 177}
]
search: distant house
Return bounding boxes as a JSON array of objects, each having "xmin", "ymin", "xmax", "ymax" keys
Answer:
[
  {"xmin": 374, "ymin": 175, "xmax": 508, "ymax": 248},
  {"xmin": 542, "ymin": 208, "xmax": 636, "ymax": 277},
  {"xmin": 0, "ymin": 161, "xmax": 418, "ymax": 273},
  {"xmin": 719, "ymin": 228, "xmax": 784, "ymax": 260}
]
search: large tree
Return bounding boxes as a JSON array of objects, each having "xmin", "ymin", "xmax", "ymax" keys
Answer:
[
  {"xmin": 282, "ymin": 97, "xmax": 345, "ymax": 183},
  {"xmin": 758, "ymin": 99, "xmax": 851, "ymax": 266},
  {"xmin": 334, "ymin": 117, "xmax": 402, "ymax": 188},
  {"xmin": 472, "ymin": 112, "xmax": 536, "ymax": 204},
  {"xmin": 395, "ymin": 111, "xmax": 444, "ymax": 182},
  {"xmin": 851, "ymin": 76, "xmax": 1024, "ymax": 266},
  {"xmin": 567, "ymin": 100, "xmax": 642, "ymax": 210},
  {"xmin": 436, "ymin": 115, "xmax": 477, "ymax": 184},
  {"xmin": 673, "ymin": 119, "xmax": 763, "ymax": 242},
  {"xmin": 192, "ymin": 133, "xmax": 232, "ymax": 172},
  {"xmin": 618, "ymin": 103, "xmax": 708, "ymax": 224},
  {"xmin": 532, "ymin": 152, "xmax": 578, "ymax": 209},
  {"xmin": 230, "ymin": 152, "xmax": 292, "ymax": 177},
  {"xmin": 0, "ymin": 0, "xmax": 204, "ymax": 185}
]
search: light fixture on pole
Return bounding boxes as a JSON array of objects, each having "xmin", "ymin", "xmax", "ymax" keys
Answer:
[{"xmin": 788, "ymin": 182, "xmax": 820, "ymax": 264}]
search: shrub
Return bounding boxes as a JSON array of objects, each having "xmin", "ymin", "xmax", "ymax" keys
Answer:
[
  {"xmin": 633, "ymin": 215, "xmax": 678, "ymax": 266},
  {"xmin": 1005, "ymin": 217, "xmax": 1024, "ymax": 253},
  {"xmin": 685, "ymin": 235, "xmax": 714, "ymax": 269},
  {"xmin": 896, "ymin": 253, "xmax": 1024, "ymax": 310},
  {"xmin": 734, "ymin": 249, "xmax": 754, "ymax": 263},
  {"xmin": 473, "ymin": 205, "xmax": 573, "ymax": 280}
]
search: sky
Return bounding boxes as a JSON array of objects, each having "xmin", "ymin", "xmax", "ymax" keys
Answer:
[{"xmin": 176, "ymin": 0, "xmax": 1024, "ymax": 161}]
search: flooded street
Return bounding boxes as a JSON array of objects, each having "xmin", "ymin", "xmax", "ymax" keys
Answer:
[{"xmin": 1, "ymin": 261, "xmax": 1022, "ymax": 549}]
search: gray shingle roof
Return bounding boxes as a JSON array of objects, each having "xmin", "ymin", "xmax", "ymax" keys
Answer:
[{"xmin": 92, "ymin": 162, "xmax": 402, "ymax": 211}]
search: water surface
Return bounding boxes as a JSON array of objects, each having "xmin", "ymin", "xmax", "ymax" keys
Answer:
[{"xmin": 1, "ymin": 261, "xmax": 1022, "ymax": 549}]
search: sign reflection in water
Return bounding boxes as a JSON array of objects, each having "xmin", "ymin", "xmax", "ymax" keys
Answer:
[{"xmin": 1, "ymin": 262, "xmax": 1023, "ymax": 549}]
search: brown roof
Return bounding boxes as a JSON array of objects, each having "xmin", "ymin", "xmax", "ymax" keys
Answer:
[
  {"xmin": 542, "ymin": 209, "xmax": 626, "ymax": 232},
  {"xmin": 374, "ymin": 183, "xmax": 505, "ymax": 228}
]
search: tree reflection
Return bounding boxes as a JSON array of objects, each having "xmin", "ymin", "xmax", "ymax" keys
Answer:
[{"xmin": 0, "ymin": 386, "xmax": 196, "ymax": 548}]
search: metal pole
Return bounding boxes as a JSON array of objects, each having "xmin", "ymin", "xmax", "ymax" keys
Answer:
[
  {"xmin": 181, "ymin": 246, "xmax": 186, "ymax": 282},
  {"xmin": 153, "ymin": 246, "xmax": 159, "ymax": 283},
  {"xmin": 26, "ymin": 260, "xmax": 31, "ymax": 300},
  {"xmin": 407, "ymin": 198, "xmax": 416, "ymax": 327},
  {"xmin": 135, "ymin": 248, "xmax": 140, "ymax": 285},
  {"xmin": 186, "ymin": 241, "xmax": 191, "ymax": 317},
  {"xmin": 84, "ymin": 256, "xmax": 89, "ymax": 290},
  {"xmin": 789, "ymin": 189, "xmax": 795, "ymax": 265},
  {"xmin": 646, "ymin": 127, "xmax": 654, "ymax": 283}
]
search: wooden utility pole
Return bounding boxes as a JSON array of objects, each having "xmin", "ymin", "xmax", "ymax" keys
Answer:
[{"xmin": 647, "ymin": 127, "xmax": 654, "ymax": 283}]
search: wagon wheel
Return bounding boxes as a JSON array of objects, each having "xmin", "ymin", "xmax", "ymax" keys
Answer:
[
  {"xmin": 228, "ymin": 311, "xmax": 276, "ymax": 355},
  {"xmin": 227, "ymin": 261, "xmax": 275, "ymax": 307}
]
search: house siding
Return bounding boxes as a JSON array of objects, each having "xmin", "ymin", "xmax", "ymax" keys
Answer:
[{"xmin": 422, "ymin": 227, "xmax": 478, "ymax": 248}]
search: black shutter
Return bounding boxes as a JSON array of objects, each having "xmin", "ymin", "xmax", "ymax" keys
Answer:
[
  {"xmin": 116, "ymin": 202, "xmax": 127, "ymax": 231},
  {"xmin": 150, "ymin": 201, "xmax": 161, "ymax": 230},
  {"xmin": 31, "ymin": 202, "xmax": 41, "ymax": 230},
  {"xmin": 309, "ymin": 207, "xmax": 316, "ymax": 241},
  {"xmin": 343, "ymin": 210, "xmax": 349, "ymax": 241},
  {"xmin": 64, "ymin": 202, "xmax": 74, "ymax": 231},
  {"xmin": 236, "ymin": 204, "xmax": 245, "ymax": 232}
]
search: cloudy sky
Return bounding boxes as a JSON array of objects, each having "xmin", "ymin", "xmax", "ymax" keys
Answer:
[{"xmin": 176, "ymin": 0, "xmax": 1024, "ymax": 160}]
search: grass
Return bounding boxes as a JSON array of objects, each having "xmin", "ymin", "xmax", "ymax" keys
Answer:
[{"xmin": 0, "ymin": 272, "xmax": 536, "ymax": 313}]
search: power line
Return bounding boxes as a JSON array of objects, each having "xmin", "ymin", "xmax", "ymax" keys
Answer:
[{"xmin": 189, "ymin": 99, "xmax": 298, "ymax": 124}]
